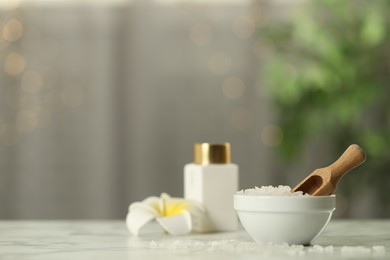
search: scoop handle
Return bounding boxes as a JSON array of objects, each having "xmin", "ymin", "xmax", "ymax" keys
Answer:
[{"xmin": 328, "ymin": 144, "xmax": 366, "ymax": 184}]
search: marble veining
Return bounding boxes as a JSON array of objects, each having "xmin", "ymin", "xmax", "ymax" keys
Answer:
[{"xmin": 0, "ymin": 220, "xmax": 389, "ymax": 259}]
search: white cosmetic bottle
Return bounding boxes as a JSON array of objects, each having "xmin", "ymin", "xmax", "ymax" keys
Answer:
[{"xmin": 184, "ymin": 143, "xmax": 239, "ymax": 232}]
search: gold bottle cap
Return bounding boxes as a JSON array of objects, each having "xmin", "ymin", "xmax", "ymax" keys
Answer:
[{"xmin": 193, "ymin": 143, "xmax": 231, "ymax": 164}]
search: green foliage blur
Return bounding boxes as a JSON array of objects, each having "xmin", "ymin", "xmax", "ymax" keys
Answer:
[{"xmin": 260, "ymin": 0, "xmax": 390, "ymax": 214}]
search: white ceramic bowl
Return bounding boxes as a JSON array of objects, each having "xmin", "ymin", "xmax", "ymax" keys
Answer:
[{"xmin": 234, "ymin": 194, "xmax": 336, "ymax": 245}]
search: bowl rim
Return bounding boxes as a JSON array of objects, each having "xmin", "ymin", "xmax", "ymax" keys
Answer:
[
  {"xmin": 234, "ymin": 194, "xmax": 336, "ymax": 212},
  {"xmin": 234, "ymin": 194, "xmax": 336, "ymax": 198}
]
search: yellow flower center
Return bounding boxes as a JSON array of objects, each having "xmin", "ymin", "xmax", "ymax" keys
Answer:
[{"xmin": 161, "ymin": 197, "xmax": 188, "ymax": 217}]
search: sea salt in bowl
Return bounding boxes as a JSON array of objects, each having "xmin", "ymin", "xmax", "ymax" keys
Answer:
[{"xmin": 234, "ymin": 186, "xmax": 336, "ymax": 245}]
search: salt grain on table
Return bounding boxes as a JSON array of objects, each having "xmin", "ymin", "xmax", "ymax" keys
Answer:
[
  {"xmin": 149, "ymin": 240, "xmax": 305, "ymax": 256},
  {"xmin": 150, "ymin": 240, "xmax": 385, "ymax": 257}
]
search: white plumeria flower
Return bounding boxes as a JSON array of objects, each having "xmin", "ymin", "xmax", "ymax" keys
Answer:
[{"xmin": 126, "ymin": 193, "xmax": 205, "ymax": 236}]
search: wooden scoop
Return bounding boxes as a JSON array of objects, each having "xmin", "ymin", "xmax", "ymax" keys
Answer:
[{"xmin": 292, "ymin": 144, "xmax": 366, "ymax": 196}]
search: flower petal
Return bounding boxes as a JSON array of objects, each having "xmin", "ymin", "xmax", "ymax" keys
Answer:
[
  {"xmin": 160, "ymin": 193, "xmax": 171, "ymax": 200},
  {"xmin": 129, "ymin": 202, "xmax": 159, "ymax": 215},
  {"xmin": 133, "ymin": 196, "xmax": 163, "ymax": 215},
  {"xmin": 126, "ymin": 206, "xmax": 158, "ymax": 236},
  {"xmin": 156, "ymin": 210, "xmax": 192, "ymax": 235},
  {"xmin": 185, "ymin": 199, "xmax": 206, "ymax": 232}
]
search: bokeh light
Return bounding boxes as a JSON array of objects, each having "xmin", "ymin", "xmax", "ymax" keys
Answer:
[
  {"xmin": 222, "ymin": 76, "xmax": 245, "ymax": 99},
  {"xmin": 4, "ymin": 52, "xmax": 26, "ymax": 75},
  {"xmin": 209, "ymin": 52, "xmax": 232, "ymax": 75},
  {"xmin": 248, "ymin": 4, "xmax": 269, "ymax": 28},
  {"xmin": 261, "ymin": 124, "xmax": 284, "ymax": 147},
  {"xmin": 0, "ymin": 22, "xmax": 9, "ymax": 49},
  {"xmin": 0, "ymin": 0, "xmax": 23, "ymax": 11},
  {"xmin": 0, "ymin": 13, "xmax": 66, "ymax": 142},
  {"xmin": 2, "ymin": 18, "xmax": 23, "ymax": 42}
]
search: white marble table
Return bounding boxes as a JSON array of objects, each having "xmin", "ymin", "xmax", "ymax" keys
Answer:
[{"xmin": 0, "ymin": 220, "xmax": 389, "ymax": 259}]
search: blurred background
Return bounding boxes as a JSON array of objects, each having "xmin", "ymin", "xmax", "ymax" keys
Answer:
[{"xmin": 0, "ymin": 0, "xmax": 389, "ymax": 219}]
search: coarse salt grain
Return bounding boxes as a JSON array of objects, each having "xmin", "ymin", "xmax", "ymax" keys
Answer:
[
  {"xmin": 307, "ymin": 245, "xmax": 334, "ymax": 254},
  {"xmin": 150, "ymin": 241, "xmax": 158, "ymax": 248},
  {"xmin": 325, "ymin": 245, "xmax": 334, "ymax": 253},
  {"xmin": 149, "ymin": 239, "xmax": 305, "ymax": 256},
  {"xmin": 372, "ymin": 245, "xmax": 386, "ymax": 256},
  {"xmin": 149, "ymin": 240, "xmax": 386, "ymax": 257},
  {"xmin": 340, "ymin": 246, "xmax": 371, "ymax": 254},
  {"xmin": 236, "ymin": 185, "xmax": 309, "ymax": 196},
  {"xmin": 372, "ymin": 245, "xmax": 385, "ymax": 253},
  {"xmin": 308, "ymin": 244, "xmax": 325, "ymax": 253}
]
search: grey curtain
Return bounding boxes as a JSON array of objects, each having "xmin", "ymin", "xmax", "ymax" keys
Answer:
[{"xmin": 0, "ymin": 0, "xmax": 378, "ymax": 219}]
